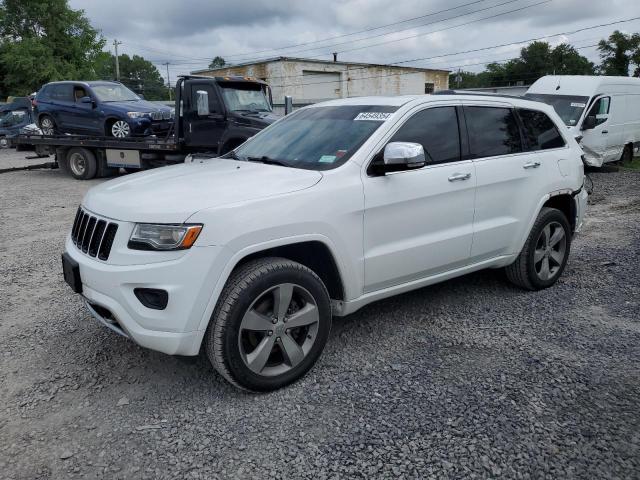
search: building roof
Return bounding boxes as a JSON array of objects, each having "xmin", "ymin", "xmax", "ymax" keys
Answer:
[{"xmin": 192, "ymin": 56, "xmax": 449, "ymax": 75}]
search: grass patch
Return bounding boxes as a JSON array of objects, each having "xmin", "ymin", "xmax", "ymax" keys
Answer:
[{"xmin": 621, "ymin": 156, "xmax": 640, "ymax": 170}]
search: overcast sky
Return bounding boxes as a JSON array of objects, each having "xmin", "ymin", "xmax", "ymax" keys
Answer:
[{"xmin": 69, "ymin": 0, "xmax": 640, "ymax": 86}]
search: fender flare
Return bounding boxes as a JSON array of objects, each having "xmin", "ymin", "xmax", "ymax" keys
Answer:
[{"xmin": 195, "ymin": 233, "xmax": 352, "ymax": 333}]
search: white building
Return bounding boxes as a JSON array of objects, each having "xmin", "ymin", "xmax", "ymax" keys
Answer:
[{"xmin": 193, "ymin": 56, "xmax": 450, "ymax": 112}]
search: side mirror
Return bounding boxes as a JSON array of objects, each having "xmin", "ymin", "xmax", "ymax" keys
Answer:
[
  {"xmin": 582, "ymin": 115, "xmax": 596, "ymax": 130},
  {"xmin": 383, "ymin": 142, "xmax": 426, "ymax": 169},
  {"xmin": 196, "ymin": 90, "xmax": 210, "ymax": 116},
  {"xmin": 80, "ymin": 96, "xmax": 93, "ymax": 104}
]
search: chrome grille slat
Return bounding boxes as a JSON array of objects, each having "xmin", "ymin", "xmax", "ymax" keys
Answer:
[
  {"xmin": 76, "ymin": 213, "xmax": 89, "ymax": 248},
  {"xmin": 88, "ymin": 220, "xmax": 106, "ymax": 257},
  {"xmin": 82, "ymin": 217, "xmax": 97, "ymax": 253},
  {"xmin": 70, "ymin": 208, "xmax": 118, "ymax": 261}
]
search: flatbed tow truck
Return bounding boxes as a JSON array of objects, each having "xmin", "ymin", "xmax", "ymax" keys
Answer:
[{"xmin": 9, "ymin": 75, "xmax": 278, "ymax": 180}]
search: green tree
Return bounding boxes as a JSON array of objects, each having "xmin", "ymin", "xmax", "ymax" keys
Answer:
[
  {"xmin": 0, "ymin": 0, "xmax": 105, "ymax": 97},
  {"xmin": 457, "ymin": 41, "xmax": 595, "ymax": 89},
  {"xmin": 208, "ymin": 56, "xmax": 226, "ymax": 69},
  {"xmin": 597, "ymin": 30, "xmax": 640, "ymax": 76},
  {"xmin": 94, "ymin": 52, "xmax": 169, "ymax": 100}
]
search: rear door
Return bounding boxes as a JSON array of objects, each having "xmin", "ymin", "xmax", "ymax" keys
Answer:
[
  {"xmin": 184, "ymin": 80, "xmax": 226, "ymax": 150},
  {"xmin": 47, "ymin": 84, "xmax": 76, "ymax": 132},
  {"xmin": 362, "ymin": 104, "xmax": 476, "ymax": 292},
  {"xmin": 465, "ymin": 104, "xmax": 565, "ymax": 261}
]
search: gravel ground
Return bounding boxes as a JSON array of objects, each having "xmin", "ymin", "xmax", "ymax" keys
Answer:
[{"xmin": 0, "ymin": 149, "xmax": 639, "ymax": 479}]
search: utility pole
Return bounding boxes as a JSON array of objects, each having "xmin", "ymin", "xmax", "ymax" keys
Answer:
[
  {"xmin": 164, "ymin": 62, "xmax": 172, "ymax": 101},
  {"xmin": 113, "ymin": 39, "xmax": 122, "ymax": 81}
]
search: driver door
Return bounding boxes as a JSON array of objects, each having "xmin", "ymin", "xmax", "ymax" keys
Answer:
[
  {"xmin": 581, "ymin": 95, "xmax": 611, "ymax": 163},
  {"xmin": 362, "ymin": 105, "xmax": 476, "ymax": 293},
  {"xmin": 184, "ymin": 81, "xmax": 226, "ymax": 150}
]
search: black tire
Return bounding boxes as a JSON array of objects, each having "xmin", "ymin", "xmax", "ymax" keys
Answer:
[
  {"xmin": 205, "ymin": 257, "xmax": 332, "ymax": 392},
  {"xmin": 39, "ymin": 115, "xmax": 56, "ymax": 135},
  {"xmin": 505, "ymin": 207, "xmax": 571, "ymax": 291},
  {"xmin": 620, "ymin": 144, "xmax": 633, "ymax": 165},
  {"xmin": 66, "ymin": 147, "xmax": 97, "ymax": 180}
]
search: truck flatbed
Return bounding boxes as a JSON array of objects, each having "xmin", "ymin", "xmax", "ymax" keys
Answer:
[{"xmin": 13, "ymin": 133, "xmax": 180, "ymax": 151}]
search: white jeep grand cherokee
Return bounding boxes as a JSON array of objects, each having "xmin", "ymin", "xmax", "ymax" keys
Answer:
[{"xmin": 62, "ymin": 94, "xmax": 588, "ymax": 391}]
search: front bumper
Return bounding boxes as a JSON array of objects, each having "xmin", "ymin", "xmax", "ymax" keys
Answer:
[
  {"xmin": 128, "ymin": 118, "xmax": 173, "ymax": 136},
  {"xmin": 64, "ymin": 235, "xmax": 229, "ymax": 356}
]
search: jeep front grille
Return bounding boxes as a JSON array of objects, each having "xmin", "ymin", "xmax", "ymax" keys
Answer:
[{"xmin": 71, "ymin": 207, "xmax": 118, "ymax": 261}]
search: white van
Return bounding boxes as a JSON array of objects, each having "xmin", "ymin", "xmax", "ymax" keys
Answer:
[{"xmin": 525, "ymin": 75, "xmax": 640, "ymax": 167}]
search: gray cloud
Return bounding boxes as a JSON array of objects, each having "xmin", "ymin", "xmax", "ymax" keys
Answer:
[{"xmin": 69, "ymin": 0, "xmax": 640, "ymax": 83}]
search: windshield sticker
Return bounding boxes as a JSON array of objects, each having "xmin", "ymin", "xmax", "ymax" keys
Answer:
[
  {"xmin": 570, "ymin": 102, "xmax": 586, "ymax": 108},
  {"xmin": 319, "ymin": 155, "xmax": 337, "ymax": 163},
  {"xmin": 354, "ymin": 112, "xmax": 392, "ymax": 121},
  {"xmin": 335, "ymin": 150, "xmax": 347, "ymax": 159}
]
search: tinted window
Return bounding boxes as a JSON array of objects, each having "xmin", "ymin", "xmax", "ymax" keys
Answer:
[
  {"xmin": 47, "ymin": 84, "xmax": 73, "ymax": 102},
  {"xmin": 388, "ymin": 107, "xmax": 460, "ymax": 164},
  {"xmin": 518, "ymin": 109, "xmax": 565, "ymax": 150},
  {"xmin": 190, "ymin": 84, "xmax": 220, "ymax": 113},
  {"xmin": 465, "ymin": 106, "xmax": 522, "ymax": 158}
]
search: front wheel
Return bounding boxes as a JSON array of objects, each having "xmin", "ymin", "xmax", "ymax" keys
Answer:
[
  {"xmin": 205, "ymin": 258, "xmax": 332, "ymax": 392},
  {"xmin": 505, "ymin": 207, "xmax": 571, "ymax": 290},
  {"xmin": 109, "ymin": 120, "xmax": 131, "ymax": 138}
]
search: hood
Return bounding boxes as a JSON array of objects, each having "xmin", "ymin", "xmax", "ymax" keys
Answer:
[
  {"xmin": 229, "ymin": 111, "xmax": 280, "ymax": 129},
  {"xmin": 83, "ymin": 159, "xmax": 322, "ymax": 223},
  {"xmin": 100, "ymin": 99, "xmax": 171, "ymax": 113}
]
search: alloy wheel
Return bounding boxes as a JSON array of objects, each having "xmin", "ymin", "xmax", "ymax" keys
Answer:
[
  {"xmin": 41, "ymin": 117, "xmax": 54, "ymax": 135},
  {"xmin": 533, "ymin": 221, "xmax": 567, "ymax": 281},
  {"xmin": 238, "ymin": 283, "xmax": 320, "ymax": 377},
  {"xmin": 111, "ymin": 120, "xmax": 131, "ymax": 138}
]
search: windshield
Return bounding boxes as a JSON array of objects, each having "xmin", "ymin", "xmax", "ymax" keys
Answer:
[
  {"xmin": 92, "ymin": 84, "xmax": 140, "ymax": 102},
  {"xmin": 219, "ymin": 83, "xmax": 271, "ymax": 112},
  {"xmin": 232, "ymin": 105, "xmax": 398, "ymax": 170},
  {"xmin": 524, "ymin": 93, "xmax": 589, "ymax": 127},
  {"xmin": 0, "ymin": 109, "xmax": 27, "ymax": 127}
]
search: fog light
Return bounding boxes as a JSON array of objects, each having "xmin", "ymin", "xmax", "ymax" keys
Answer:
[{"xmin": 134, "ymin": 288, "xmax": 168, "ymax": 310}]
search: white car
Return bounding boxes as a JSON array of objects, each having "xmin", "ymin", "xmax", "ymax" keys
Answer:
[
  {"xmin": 62, "ymin": 94, "xmax": 588, "ymax": 391},
  {"xmin": 526, "ymin": 75, "xmax": 640, "ymax": 167}
]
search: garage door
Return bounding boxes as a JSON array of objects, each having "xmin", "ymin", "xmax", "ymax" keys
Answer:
[{"xmin": 302, "ymin": 71, "xmax": 341, "ymax": 101}]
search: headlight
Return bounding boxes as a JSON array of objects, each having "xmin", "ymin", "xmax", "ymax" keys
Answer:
[
  {"xmin": 129, "ymin": 224, "xmax": 203, "ymax": 250},
  {"xmin": 127, "ymin": 111, "xmax": 148, "ymax": 118}
]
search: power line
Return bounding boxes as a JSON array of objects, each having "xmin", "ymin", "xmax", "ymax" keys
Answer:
[
  {"xmin": 122, "ymin": 0, "xmax": 526, "ymax": 65},
  {"xmin": 174, "ymin": 16, "xmax": 640, "ymax": 86},
  {"xmin": 120, "ymin": 0, "xmax": 497, "ymax": 62}
]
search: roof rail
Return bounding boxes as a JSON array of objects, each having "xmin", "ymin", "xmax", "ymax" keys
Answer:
[{"xmin": 434, "ymin": 89, "xmax": 525, "ymax": 100}]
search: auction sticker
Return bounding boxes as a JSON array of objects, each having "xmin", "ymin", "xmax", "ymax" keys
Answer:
[
  {"xmin": 354, "ymin": 112, "xmax": 392, "ymax": 121},
  {"xmin": 570, "ymin": 102, "xmax": 586, "ymax": 108}
]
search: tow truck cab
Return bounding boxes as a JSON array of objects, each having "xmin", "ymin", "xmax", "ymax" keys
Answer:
[{"xmin": 177, "ymin": 75, "xmax": 278, "ymax": 155}]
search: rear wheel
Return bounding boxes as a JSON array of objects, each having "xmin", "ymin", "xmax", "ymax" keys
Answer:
[
  {"xmin": 505, "ymin": 207, "xmax": 571, "ymax": 290},
  {"xmin": 206, "ymin": 258, "xmax": 332, "ymax": 392},
  {"xmin": 66, "ymin": 147, "xmax": 97, "ymax": 180},
  {"xmin": 39, "ymin": 115, "xmax": 56, "ymax": 135},
  {"xmin": 620, "ymin": 144, "xmax": 633, "ymax": 165}
]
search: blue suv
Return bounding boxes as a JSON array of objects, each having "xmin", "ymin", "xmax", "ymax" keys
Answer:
[{"xmin": 34, "ymin": 81, "xmax": 173, "ymax": 138}]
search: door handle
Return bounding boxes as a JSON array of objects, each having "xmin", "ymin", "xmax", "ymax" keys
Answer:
[
  {"xmin": 448, "ymin": 172, "xmax": 471, "ymax": 182},
  {"xmin": 601, "ymin": 130, "xmax": 608, "ymax": 134},
  {"xmin": 523, "ymin": 161, "xmax": 541, "ymax": 169}
]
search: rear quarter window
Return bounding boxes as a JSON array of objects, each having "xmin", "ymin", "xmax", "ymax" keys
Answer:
[{"xmin": 518, "ymin": 109, "xmax": 566, "ymax": 151}]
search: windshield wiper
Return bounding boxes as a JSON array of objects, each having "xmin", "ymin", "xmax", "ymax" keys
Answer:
[
  {"xmin": 247, "ymin": 156, "xmax": 291, "ymax": 167},
  {"xmin": 224, "ymin": 150, "xmax": 242, "ymax": 160}
]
